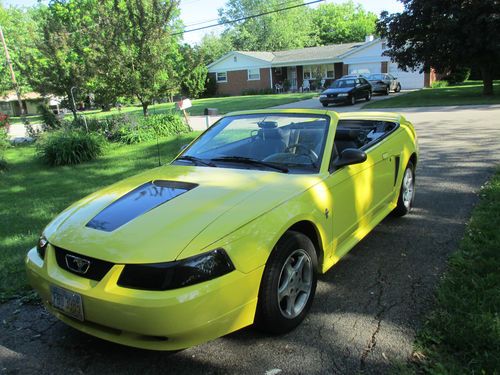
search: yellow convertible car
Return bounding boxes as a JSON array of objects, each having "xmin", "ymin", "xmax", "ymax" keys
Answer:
[{"xmin": 26, "ymin": 109, "xmax": 418, "ymax": 350}]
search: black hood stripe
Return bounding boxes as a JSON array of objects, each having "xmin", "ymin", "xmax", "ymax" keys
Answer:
[{"xmin": 86, "ymin": 180, "xmax": 197, "ymax": 232}]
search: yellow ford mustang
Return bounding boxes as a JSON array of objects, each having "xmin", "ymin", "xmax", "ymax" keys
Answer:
[{"xmin": 26, "ymin": 109, "xmax": 417, "ymax": 350}]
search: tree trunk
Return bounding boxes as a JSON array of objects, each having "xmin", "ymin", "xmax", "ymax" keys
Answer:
[
  {"xmin": 480, "ymin": 64, "xmax": 494, "ymax": 96},
  {"xmin": 142, "ymin": 101, "xmax": 149, "ymax": 117}
]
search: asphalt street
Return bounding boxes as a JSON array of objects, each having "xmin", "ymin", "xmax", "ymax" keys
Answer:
[{"xmin": 1, "ymin": 103, "xmax": 499, "ymax": 374}]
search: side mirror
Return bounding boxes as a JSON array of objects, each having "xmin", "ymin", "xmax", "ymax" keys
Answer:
[
  {"xmin": 334, "ymin": 148, "xmax": 367, "ymax": 168},
  {"xmin": 179, "ymin": 144, "xmax": 189, "ymax": 153}
]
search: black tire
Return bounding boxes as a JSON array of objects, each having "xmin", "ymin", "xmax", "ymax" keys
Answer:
[
  {"xmin": 395, "ymin": 83, "xmax": 401, "ymax": 93},
  {"xmin": 365, "ymin": 91, "xmax": 372, "ymax": 101},
  {"xmin": 384, "ymin": 87, "xmax": 390, "ymax": 95},
  {"xmin": 393, "ymin": 161, "xmax": 415, "ymax": 217},
  {"xmin": 255, "ymin": 231, "xmax": 318, "ymax": 334},
  {"xmin": 349, "ymin": 95, "xmax": 356, "ymax": 105},
  {"xmin": 322, "ymin": 102, "xmax": 328, "ymax": 107}
]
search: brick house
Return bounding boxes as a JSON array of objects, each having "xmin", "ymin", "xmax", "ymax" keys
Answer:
[{"xmin": 207, "ymin": 37, "xmax": 436, "ymax": 96}]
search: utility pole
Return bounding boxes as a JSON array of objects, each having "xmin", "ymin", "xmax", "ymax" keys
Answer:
[{"xmin": 0, "ymin": 25, "xmax": 25, "ymax": 120}]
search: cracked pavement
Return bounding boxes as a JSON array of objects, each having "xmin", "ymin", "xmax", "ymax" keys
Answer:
[{"xmin": 1, "ymin": 104, "xmax": 500, "ymax": 374}]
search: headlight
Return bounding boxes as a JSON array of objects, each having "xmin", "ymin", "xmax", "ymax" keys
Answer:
[
  {"xmin": 319, "ymin": 94, "xmax": 327, "ymax": 98},
  {"xmin": 338, "ymin": 93, "xmax": 348, "ymax": 97},
  {"xmin": 37, "ymin": 235, "xmax": 48, "ymax": 259},
  {"xmin": 117, "ymin": 248, "xmax": 235, "ymax": 291}
]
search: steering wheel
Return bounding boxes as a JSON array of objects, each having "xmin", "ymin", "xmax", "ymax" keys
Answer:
[{"xmin": 284, "ymin": 144, "xmax": 319, "ymax": 164}]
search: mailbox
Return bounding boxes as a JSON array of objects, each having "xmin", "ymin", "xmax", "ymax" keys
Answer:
[{"xmin": 204, "ymin": 108, "xmax": 218, "ymax": 116}]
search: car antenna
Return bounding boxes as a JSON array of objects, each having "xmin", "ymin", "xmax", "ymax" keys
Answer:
[{"xmin": 156, "ymin": 131, "xmax": 161, "ymax": 167}]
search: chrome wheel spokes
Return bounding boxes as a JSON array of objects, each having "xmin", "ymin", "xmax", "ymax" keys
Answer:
[
  {"xmin": 277, "ymin": 249, "xmax": 313, "ymax": 319},
  {"xmin": 402, "ymin": 168, "xmax": 414, "ymax": 207}
]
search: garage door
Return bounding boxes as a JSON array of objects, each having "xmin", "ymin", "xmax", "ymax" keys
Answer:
[
  {"xmin": 389, "ymin": 63, "xmax": 424, "ymax": 89},
  {"xmin": 348, "ymin": 63, "xmax": 380, "ymax": 75}
]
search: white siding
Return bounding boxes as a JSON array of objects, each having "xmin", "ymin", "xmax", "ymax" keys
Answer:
[
  {"xmin": 389, "ymin": 63, "xmax": 424, "ymax": 89},
  {"xmin": 208, "ymin": 53, "xmax": 270, "ymax": 73}
]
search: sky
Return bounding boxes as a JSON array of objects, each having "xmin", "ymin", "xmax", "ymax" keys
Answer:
[{"xmin": 3, "ymin": 0, "xmax": 404, "ymax": 45}]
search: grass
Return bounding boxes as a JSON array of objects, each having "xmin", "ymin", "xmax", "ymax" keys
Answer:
[
  {"xmin": 364, "ymin": 80, "xmax": 500, "ymax": 108},
  {"xmin": 411, "ymin": 169, "xmax": 500, "ymax": 374},
  {"xmin": 0, "ymin": 132, "xmax": 199, "ymax": 301},
  {"xmin": 9, "ymin": 92, "xmax": 317, "ymax": 125}
]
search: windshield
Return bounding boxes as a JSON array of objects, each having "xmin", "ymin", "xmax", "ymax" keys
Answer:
[
  {"xmin": 368, "ymin": 74, "xmax": 385, "ymax": 80},
  {"xmin": 330, "ymin": 79, "xmax": 355, "ymax": 88},
  {"xmin": 175, "ymin": 113, "xmax": 329, "ymax": 173}
]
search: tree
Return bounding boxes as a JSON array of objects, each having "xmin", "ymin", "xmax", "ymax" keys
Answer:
[
  {"xmin": 0, "ymin": 5, "xmax": 39, "ymax": 96},
  {"xmin": 197, "ymin": 32, "xmax": 233, "ymax": 65},
  {"xmin": 311, "ymin": 1, "xmax": 377, "ymax": 45},
  {"xmin": 377, "ymin": 0, "xmax": 500, "ymax": 95},
  {"xmin": 180, "ymin": 44, "xmax": 208, "ymax": 99},
  {"xmin": 24, "ymin": 0, "xmax": 99, "ymax": 119},
  {"xmin": 100, "ymin": 0, "xmax": 183, "ymax": 116},
  {"xmin": 218, "ymin": 0, "xmax": 316, "ymax": 51}
]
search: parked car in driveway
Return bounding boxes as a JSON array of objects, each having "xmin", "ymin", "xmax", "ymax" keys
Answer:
[
  {"xmin": 367, "ymin": 73, "xmax": 401, "ymax": 95},
  {"xmin": 319, "ymin": 77, "xmax": 372, "ymax": 106}
]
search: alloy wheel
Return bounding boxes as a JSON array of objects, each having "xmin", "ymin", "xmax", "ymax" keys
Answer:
[{"xmin": 277, "ymin": 249, "xmax": 313, "ymax": 319}]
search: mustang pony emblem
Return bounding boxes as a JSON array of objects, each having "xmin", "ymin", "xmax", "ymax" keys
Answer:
[{"xmin": 65, "ymin": 254, "xmax": 91, "ymax": 274}]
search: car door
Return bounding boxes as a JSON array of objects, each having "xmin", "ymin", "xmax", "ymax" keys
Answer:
[{"xmin": 324, "ymin": 125, "xmax": 399, "ymax": 258}]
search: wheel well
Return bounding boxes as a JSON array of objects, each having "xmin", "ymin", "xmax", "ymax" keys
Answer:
[
  {"xmin": 288, "ymin": 221, "xmax": 323, "ymax": 269},
  {"xmin": 409, "ymin": 153, "xmax": 417, "ymax": 168}
]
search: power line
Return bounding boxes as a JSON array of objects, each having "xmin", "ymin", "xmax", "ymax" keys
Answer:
[
  {"xmin": 183, "ymin": 0, "xmax": 304, "ymax": 28},
  {"xmin": 174, "ymin": 0, "xmax": 324, "ymax": 35}
]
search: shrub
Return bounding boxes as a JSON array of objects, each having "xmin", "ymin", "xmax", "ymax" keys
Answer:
[
  {"xmin": 431, "ymin": 80, "xmax": 449, "ymax": 88},
  {"xmin": 444, "ymin": 67, "xmax": 471, "ymax": 84},
  {"xmin": 111, "ymin": 112, "xmax": 189, "ymax": 144},
  {"xmin": 241, "ymin": 88, "xmax": 274, "ymax": 95},
  {"xmin": 36, "ymin": 130, "xmax": 106, "ymax": 166},
  {"xmin": 38, "ymin": 104, "xmax": 63, "ymax": 131},
  {"xmin": 0, "ymin": 127, "xmax": 9, "ymax": 171}
]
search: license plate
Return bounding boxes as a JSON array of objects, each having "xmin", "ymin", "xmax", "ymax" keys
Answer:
[{"xmin": 50, "ymin": 285, "xmax": 84, "ymax": 321}]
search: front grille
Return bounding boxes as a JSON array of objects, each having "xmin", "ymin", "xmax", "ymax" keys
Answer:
[
  {"xmin": 54, "ymin": 246, "xmax": 114, "ymax": 281},
  {"xmin": 327, "ymin": 94, "xmax": 337, "ymax": 98}
]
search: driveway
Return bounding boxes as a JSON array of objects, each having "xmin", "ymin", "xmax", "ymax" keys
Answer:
[
  {"xmin": 1, "ymin": 105, "xmax": 500, "ymax": 374},
  {"xmin": 273, "ymin": 90, "xmax": 411, "ymax": 111}
]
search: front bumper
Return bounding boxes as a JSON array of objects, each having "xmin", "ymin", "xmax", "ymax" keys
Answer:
[
  {"xmin": 25, "ymin": 245, "xmax": 263, "ymax": 350},
  {"xmin": 320, "ymin": 96, "xmax": 349, "ymax": 104}
]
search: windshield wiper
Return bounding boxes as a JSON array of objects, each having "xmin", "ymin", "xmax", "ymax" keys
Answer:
[
  {"xmin": 176, "ymin": 155, "xmax": 217, "ymax": 167},
  {"xmin": 211, "ymin": 156, "xmax": 289, "ymax": 173}
]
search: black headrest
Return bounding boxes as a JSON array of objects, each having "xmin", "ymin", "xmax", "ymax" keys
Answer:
[{"xmin": 335, "ymin": 128, "xmax": 359, "ymax": 141}]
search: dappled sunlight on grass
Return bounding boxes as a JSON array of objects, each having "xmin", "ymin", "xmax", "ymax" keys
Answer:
[{"xmin": 0, "ymin": 133, "xmax": 199, "ymax": 299}]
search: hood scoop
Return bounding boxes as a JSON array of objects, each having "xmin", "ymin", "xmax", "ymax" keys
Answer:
[{"xmin": 86, "ymin": 180, "xmax": 197, "ymax": 232}]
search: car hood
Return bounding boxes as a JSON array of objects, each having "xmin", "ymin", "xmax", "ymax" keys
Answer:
[
  {"xmin": 44, "ymin": 165, "xmax": 321, "ymax": 264},
  {"xmin": 322, "ymin": 87, "xmax": 353, "ymax": 94}
]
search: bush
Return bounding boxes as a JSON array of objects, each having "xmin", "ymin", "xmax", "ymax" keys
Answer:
[
  {"xmin": 241, "ymin": 88, "xmax": 274, "ymax": 95},
  {"xmin": 111, "ymin": 112, "xmax": 189, "ymax": 144},
  {"xmin": 432, "ymin": 80, "xmax": 449, "ymax": 88},
  {"xmin": 38, "ymin": 104, "xmax": 63, "ymax": 131},
  {"xmin": 36, "ymin": 130, "xmax": 106, "ymax": 166},
  {"xmin": 444, "ymin": 67, "xmax": 471, "ymax": 84},
  {"xmin": 0, "ymin": 127, "xmax": 9, "ymax": 171}
]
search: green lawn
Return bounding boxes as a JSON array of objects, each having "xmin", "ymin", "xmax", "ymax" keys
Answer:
[
  {"xmin": 10, "ymin": 92, "xmax": 317, "ymax": 125},
  {"xmin": 412, "ymin": 169, "xmax": 500, "ymax": 374},
  {"xmin": 363, "ymin": 80, "xmax": 500, "ymax": 109},
  {"xmin": 0, "ymin": 132, "xmax": 199, "ymax": 301}
]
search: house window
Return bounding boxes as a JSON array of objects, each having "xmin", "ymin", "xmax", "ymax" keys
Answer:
[
  {"xmin": 248, "ymin": 68, "xmax": 260, "ymax": 80},
  {"xmin": 303, "ymin": 66, "xmax": 312, "ymax": 80},
  {"xmin": 216, "ymin": 72, "xmax": 227, "ymax": 83},
  {"xmin": 325, "ymin": 64, "xmax": 335, "ymax": 78}
]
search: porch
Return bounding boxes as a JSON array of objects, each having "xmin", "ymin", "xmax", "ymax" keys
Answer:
[{"xmin": 271, "ymin": 62, "xmax": 344, "ymax": 93}]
